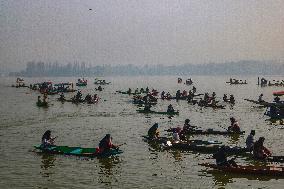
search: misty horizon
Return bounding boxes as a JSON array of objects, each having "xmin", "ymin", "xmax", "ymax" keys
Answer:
[{"xmin": 1, "ymin": 1, "xmax": 284, "ymax": 72}]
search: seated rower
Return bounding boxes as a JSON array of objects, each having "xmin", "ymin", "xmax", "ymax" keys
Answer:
[
  {"xmin": 253, "ymin": 137, "xmax": 272, "ymax": 159},
  {"xmin": 59, "ymin": 93, "xmax": 65, "ymax": 101},
  {"xmin": 167, "ymin": 104, "xmax": 175, "ymax": 113},
  {"xmin": 161, "ymin": 91, "xmax": 165, "ymax": 99},
  {"xmin": 274, "ymin": 96, "xmax": 280, "ymax": 103},
  {"xmin": 99, "ymin": 134, "xmax": 118, "ymax": 153},
  {"xmin": 245, "ymin": 130, "xmax": 255, "ymax": 151},
  {"xmin": 148, "ymin": 123, "xmax": 159, "ymax": 139},
  {"xmin": 172, "ymin": 128, "xmax": 180, "ymax": 143},
  {"xmin": 97, "ymin": 86, "xmax": 103, "ymax": 91},
  {"xmin": 258, "ymin": 94, "xmax": 264, "ymax": 103},
  {"xmin": 41, "ymin": 130, "xmax": 56, "ymax": 148},
  {"xmin": 134, "ymin": 88, "xmax": 139, "ymax": 94},
  {"xmin": 229, "ymin": 95, "xmax": 235, "ymax": 104},
  {"xmin": 213, "ymin": 146, "xmax": 238, "ymax": 167},
  {"xmin": 228, "ymin": 117, "xmax": 241, "ymax": 133},
  {"xmin": 37, "ymin": 96, "xmax": 42, "ymax": 104},
  {"xmin": 223, "ymin": 94, "xmax": 228, "ymax": 102},
  {"xmin": 183, "ymin": 119, "xmax": 194, "ymax": 132}
]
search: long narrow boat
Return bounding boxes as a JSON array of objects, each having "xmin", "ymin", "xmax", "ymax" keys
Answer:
[
  {"xmin": 142, "ymin": 136, "xmax": 221, "ymax": 145},
  {"xmin": 137, "ymin": 109, "xmax": 179, "ymax": 115},
  {"xmin": 200, "ymin": 163, "xmax": 284, "ymax": 176},
  {"xmin": 168, "ymin": 143, "xmax": 249, "ymax": 154},
  {"xmin": 165, "ymin": 128, "xmax": 245, "ymax": 135},
  {"xmin": 116, "ymin": 90, "xmax": 141, "ymax": 95},
  {"xmin": 244, "ymin": 99, "xmax": 284, "ymax": 108},
  {"xmin": 142, "ymin": 136, "xmax": 248, "ymax": 155},
  {"xmin": 34, "ymin": 145, "xmax": 123, "ymax": 158}
]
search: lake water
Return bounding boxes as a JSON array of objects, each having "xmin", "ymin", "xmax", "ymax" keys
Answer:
[{"xmin": 1, "ymin": 75, "xmax": 284, "ymax": 188}]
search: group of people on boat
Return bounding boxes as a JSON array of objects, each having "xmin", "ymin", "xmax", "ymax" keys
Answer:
[
  {"xmin": 227, "ymin": 78, "xmax": 247, "ymax": 85},
  {"xmin": 223, "ymin": 94, "xmax": 235, "ymax": 104},
  {"xmin": 213, "ymin": 129, "xmax": 272, "ymax": 168},
  {"xmin": 41, "ymin": 130, "xmax": 119, "ymax": 154}
]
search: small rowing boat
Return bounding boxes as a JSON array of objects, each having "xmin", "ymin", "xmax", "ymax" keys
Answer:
[
  {"xmin": 137, "ymin": 109, "xmax": 179, "ymax": 115},
  {"xmin": 200, "ymin": 163, "xmax": 284, "ymax": 176},
  {"xmin": 165, "ymin": 128, "xmax": 245, "ymax": 135},
  {"xmin": 34, "ymin": 145, "xmax": 123, "ymax": 158}
]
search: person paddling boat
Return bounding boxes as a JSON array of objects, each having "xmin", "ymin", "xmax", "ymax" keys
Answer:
[{"xmin": 253, "ymin": 137, "xmax": 272, "ymax": 160}]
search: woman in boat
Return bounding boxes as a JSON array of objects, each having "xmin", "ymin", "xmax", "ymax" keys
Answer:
[
  {"xmin": 245, "ymin": 130, "xmax": 255, "ymax": 151},
  {"xmin": 99, "ymin": 134, "xmax": 118, "ymax": 153},
  {"xmin": 148, "ymin": 123, "xmax": 159, "ymax": 139},
  {"xmin": 213, "ymin": 146, "xmax": 238, "ymax": 167},
  {"xmin": 228, "ymin": 117, "xmax": 241, "ymax": 133},
  {"xmin": 253, "ymin": 137, "xmax": 272, "ymax": 159},
  {"xmin": 41, "ymin": 130, "xmax": 56, "ymax": 148},
  {"xmin": 167, "ymin": 104, "xmax": 175, "ymax": 113}
]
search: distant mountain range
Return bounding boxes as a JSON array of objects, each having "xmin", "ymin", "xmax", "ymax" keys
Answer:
[{"xmin": 8, "ymin": 60, "xmax": 284, "ymax": 77}]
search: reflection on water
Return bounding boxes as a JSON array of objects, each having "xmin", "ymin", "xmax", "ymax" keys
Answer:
[
  {"xmin": 40, "ymin": 154, "xmax": 56, "ymax": 178},
  {"xmin": 98, "ymin": 156, "xmax": 121, "ymax": 185}
]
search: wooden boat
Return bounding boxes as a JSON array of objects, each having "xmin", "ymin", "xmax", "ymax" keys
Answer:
[
  {"xmin": 142, "ymin": 136, "xmax": 248, "ymax": 155},
  {"xmin": 166, "ymin": 128, "xmax": 245, "ymax": 135},
  {"xmin": 245, "ymin": 99, "xmax": 284, "ymax": 108},
  {"xmin": 137, "ymin": 109, "xmax": 179, "ymax": 115},
  {"xmin": 34, "ymin": 145, "xmax": 123, "ymax": 158},
  {"xmin": 169, "ymin": 143, "xmax": 249, "ymax": 155},
  {"xmin": 116, "ymin": 90, "xmax": 141, "ymax": 95},
  {"xmin": 200, "ymin": 163, "xmax": 284, "ymax": 176}
]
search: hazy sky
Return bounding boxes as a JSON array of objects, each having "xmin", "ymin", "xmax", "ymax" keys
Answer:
[{"xmin": 1, "ymin": 0, "xmax": 284, "ymax": 71}]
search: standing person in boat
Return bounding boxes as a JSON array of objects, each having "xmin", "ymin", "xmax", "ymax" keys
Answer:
[
  {"xmin": 127, "ymin": 88, "xmax": 132, "ymax": 95},
  {"xmin": 99, "ymin": 134, "xmax": 118, "ymax": 153},
  {"xmin": 258, "ymin": 94, "xmax": 264, "ymax": 103},
  {"xmin": 253, "ymin": 137, "xmax": 272, "ymax": 159},
  {"xmin": 167, "ymin": 104, "xmax": 175, "ymax": 113},
  {"xmin": 213, "ymin": 146, "xmax": 238, "ymax": 167},
  {"xmin": 245, "ymin": 130, "xmax": 255, "ymax": 151},
  {"xmin": 148, "ymin": 123, "xmax": 160, "ymax": 139},
  {"xmin": 41, "ymin": 130, "xmax": 56, "ymax": 148},
  {"xmin": 228, "ymin": 117, "xmax": 241, "ymax": 133}
]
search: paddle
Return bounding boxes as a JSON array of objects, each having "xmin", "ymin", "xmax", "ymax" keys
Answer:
[{"xmin": 217, "ymin": 124, "xmax": 228, "ymax": 131}]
